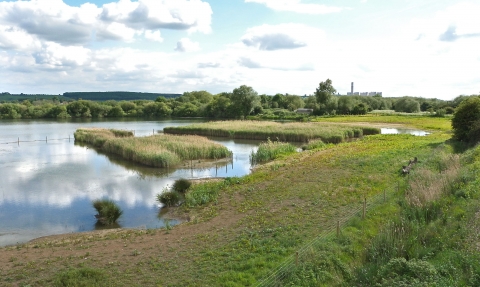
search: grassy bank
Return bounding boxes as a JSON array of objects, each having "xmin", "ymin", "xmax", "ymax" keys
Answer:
[
  {"xmin": 163, "ymin": 120, "xmax": 380, "ymax": 143},
  {"xmin": 3, "ymin": 115, "xmax": 475, "ymax": 287},
  {"xmin": 74, "ymin": 128, "xmax": 231, "ymax": 167}
]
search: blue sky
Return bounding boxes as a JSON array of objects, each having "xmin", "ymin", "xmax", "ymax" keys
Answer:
[{"xmin": 0, "ymin": 0, "xmax": 479, "ymax": 100}]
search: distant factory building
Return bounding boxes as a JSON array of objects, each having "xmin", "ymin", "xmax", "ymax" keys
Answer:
[{"xmin": 346, "ymin": 82, "xmax": 382, "ymax": 96}]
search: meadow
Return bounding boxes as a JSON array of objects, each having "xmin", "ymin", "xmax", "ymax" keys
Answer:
[
  {"xmin": 74, "ymin": 128, "xmax": 231, "ymax": 167},
  {"xmin": 164, "ymin": 120, "xmax": 381, "ymax": 143},
  {"xmin": 3, "ymin": 115, "xmax": 480, "ymax": 286}
]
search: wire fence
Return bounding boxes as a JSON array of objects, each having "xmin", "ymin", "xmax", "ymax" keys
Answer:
[
  {"xmin": 255, "ymin": 181, "xmax": 402, "ymax": 287},
  {"xmin": 0, "ymin": 135, "xmax": 74, "ymax": 145}
]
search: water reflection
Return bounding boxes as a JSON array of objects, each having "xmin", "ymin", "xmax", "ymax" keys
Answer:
[{"xmin": 381, "ymin": 128, "xmax": 429, "ymax": 136}]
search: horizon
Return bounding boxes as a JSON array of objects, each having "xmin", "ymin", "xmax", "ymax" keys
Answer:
[{"xmin": 0, "ymin": 0, "xmax": 479, "ymax": 101}]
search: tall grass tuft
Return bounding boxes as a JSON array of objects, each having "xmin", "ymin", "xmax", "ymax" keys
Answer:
[
  {"xmin": 250, "ymin": 138, "xmax": 297, "ymax": 165},
  {"xmin": 92, "ymin": 199, "xmax": 123, "ymax": 225},
  {"xmin": 157, "ymin": 190, "xmax": 182, "ymax": 207},
  {"xmin": 74, "ymin": 128, "xmax": 231, "ymax": 168},
  {"xmin": 173, "ymin": 178, "xmax": 192, "ymax": 193}
]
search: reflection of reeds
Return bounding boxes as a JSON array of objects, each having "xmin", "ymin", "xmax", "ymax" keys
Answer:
[
  {"xmin": 74, "ymin": 128, "xmax": 231, "ymax": 168},
  {"xmin": 164, "ymin": 121, "xmax": 380, "ymax": 143}
]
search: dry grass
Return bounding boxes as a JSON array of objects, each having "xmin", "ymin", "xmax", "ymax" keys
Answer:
[{"xmin": 406, "ymin": 154, "xmax": 461, "ymax": 207}]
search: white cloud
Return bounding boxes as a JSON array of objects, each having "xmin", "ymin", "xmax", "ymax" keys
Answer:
[
  {"xmin": 144, "ymin": 30, "xmax": 163, "ymax": 42},
  {"xmin": 245, "ymin": 0, "xmax": 345, "ymax": 14},
  {"xmin": 241, "ymin": 23, "xmax": 323, "ymax": 51},
  {"xmin": 175, "ymin": 38, "xmax": 200, "ymax": 52},
  {"xmin": 99, "ymin": 0, "xmax": 212, "ymax": 33},
  {"xmin": 0, "ymin": 0, "xmax": 212, "ymax": 48},
  {"xmin": 96, "ymin": 22, "xmax": 137, "ymax": 42}
]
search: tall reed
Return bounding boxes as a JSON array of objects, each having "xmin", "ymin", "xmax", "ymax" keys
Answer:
[
  {"xmin": 74, "ymin": 128, "xmax": 231, "ymax": 167},
  {"xmin": 164, "ymin": 120, "xmax": 380, "ymax": 143},
  {"xmin": 250, "ymin": 139, "xmax": 297, "ymax": 165}
]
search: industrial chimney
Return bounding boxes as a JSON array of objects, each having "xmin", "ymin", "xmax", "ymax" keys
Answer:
[{"xmin": 351, "ymin": 82, "xmax": 354, "ymax": 94}]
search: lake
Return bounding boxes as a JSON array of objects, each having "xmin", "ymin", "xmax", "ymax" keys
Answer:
[{"xmin": 0, "ymin": 119, "xmax": 427, "ymax": 247}]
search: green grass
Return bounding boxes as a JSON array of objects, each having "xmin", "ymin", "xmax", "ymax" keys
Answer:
[
  {"xmin": 164, "ymin": 120, "xmax": 380, "ymax": 143},
  {"xmin": 74, "ymin": 128, "xmax": 232, "ymax": 167}
]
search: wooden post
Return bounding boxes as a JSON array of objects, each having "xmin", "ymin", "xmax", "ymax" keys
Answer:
[
  {"xmin": 296, "ymin": 251, "xmax": 299, "ymax": 266},
  {"xmin": 362, "ymin": 197, "xmax": 366, "ymax": 219},
  {"xmin": 336, "ymin": 220, "xmax": 340, "ymax": 237}
]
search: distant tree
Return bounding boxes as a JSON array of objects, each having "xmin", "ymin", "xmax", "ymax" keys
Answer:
[
  {"xmin": 452, "ymin": 96, "xmax": 480, "ymax": 142},
  {"xmin": 394, "ymin": 97, "xmax": 420, "ymax": 113},
  {"xmin": 315, "ymin": 79, "xmax": 336, "ymax": 105},
  {"xmin": 231, "ymin": 85, "xmax": 258, "ymax": 119}
]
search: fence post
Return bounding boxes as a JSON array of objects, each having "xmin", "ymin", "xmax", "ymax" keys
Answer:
[
  {"xmin": 362, "ymin": 197, "xmax": 366, "ymax": 219},
  {"xmin": 296, "ymin": 251, "xmax": 299, "ymax": 266}
]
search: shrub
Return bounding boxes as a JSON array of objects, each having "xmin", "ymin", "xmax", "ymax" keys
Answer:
[
  {"xmin": 452, "ymin": 96, "xmax": 480, "ymax": 142},
  {"xmin": 157, "ymin": 190, "xmax": 182, "ymax": 207},
  {"xmin": 173, "ymin": 178, "xmax": 192, "ymax": 193},
  {"xmin": 92, "ymin": 199, "xmax": 123, "ymax": 225}
]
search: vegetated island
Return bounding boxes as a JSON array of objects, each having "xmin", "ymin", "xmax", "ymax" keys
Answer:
[
  {"xmin": 163, "ymin": 120, "xmax": 381, "ymax": 143},
  {"xmin": 74, "ymin": 128, "xmax": 232, "ymax": 168}
]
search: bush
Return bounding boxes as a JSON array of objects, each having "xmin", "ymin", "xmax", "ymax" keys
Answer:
[
  {"xmin": 157, "ymin": 190, "xmax": 182, "ymax": 207},
  {"xmin": 452, "ymin": 96, "xmax": 480, "ymax": 142},
  {"xmin": 92, "ymin": 199, "xmax": 123, "ymax": 225},
  {"xmin": 173, "ymin": 178, "xmax": 192, "ymax": 193}
]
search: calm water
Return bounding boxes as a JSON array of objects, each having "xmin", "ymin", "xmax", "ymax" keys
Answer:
[
  {"xmin": 0, "ymin": 119, "xmax": 259, "ymax": 247},
  {"xmin": 0, "ymin": 120, "xmax": 427, "ymax": 247}
]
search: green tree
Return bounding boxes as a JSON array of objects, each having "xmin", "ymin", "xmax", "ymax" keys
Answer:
[
  {"xmin": 394, "ymin": 97, "xmax": 420, "ymax": 113},
  {"xmin": 452, "ymin": 96, "xmax": 480, "ymax": 142},
  {"xmin": 315, "ymin": 79, "xmax": 336, "ymax": 105},
  {"xmin": 231, "ymin": 85, "xmax": 258, "ymax": 119}
]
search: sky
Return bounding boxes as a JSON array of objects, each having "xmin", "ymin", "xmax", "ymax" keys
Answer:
[{"xmin": 0, "ymin": 0, "xmax": 479, "ymax": 100}]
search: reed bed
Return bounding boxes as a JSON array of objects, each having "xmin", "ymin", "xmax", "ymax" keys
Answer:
[
  {"xmin": 74, "ymin": 128, "xmax": 231, "ymax": 168},
  {"xmin": 164, "ymin": 120, "xmax": 380, "ymax": 143}
]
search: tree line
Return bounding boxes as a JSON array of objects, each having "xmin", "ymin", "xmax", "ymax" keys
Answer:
[{"xmin": 0, "ymin": 80, "xmax": 474, "ymax": 120}]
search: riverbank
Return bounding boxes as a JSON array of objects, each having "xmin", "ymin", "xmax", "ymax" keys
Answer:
[{"xmin": 3, "ymin": 116, "xmax": 478, "ymax": 286}]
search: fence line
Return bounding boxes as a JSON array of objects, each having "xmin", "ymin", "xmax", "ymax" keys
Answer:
[
  {"xmin": 0, "ymin": 135, "xmax": 73, "ymax": 145},
  {"xmin": 255, "ymin": 182, "xmax": 401, "ymax": 287}
]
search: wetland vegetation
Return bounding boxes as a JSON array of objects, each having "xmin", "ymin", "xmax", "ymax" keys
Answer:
[
  {"xmin": 164, "ymin": 120, "xmax": 380, "ymax": 143},
  {"xmin": 74, "ymin": 128, "xmax": 232, "ymax": 168}
]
